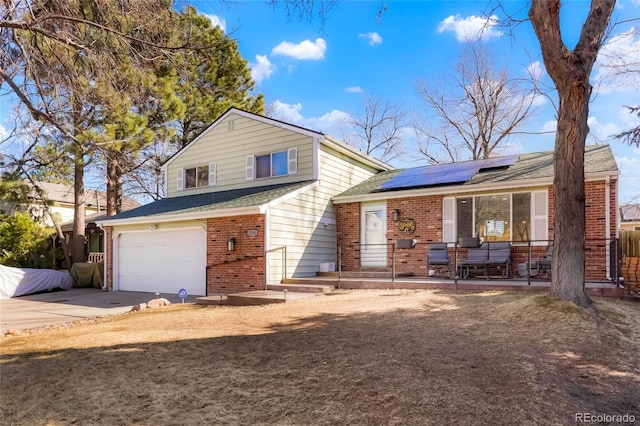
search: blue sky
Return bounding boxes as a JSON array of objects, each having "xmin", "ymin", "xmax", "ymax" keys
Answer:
[
  {"xmin": 193, "ymin": 0, "xmax": 640, "ymax": 203},
  {"xmin": 1, "ymin": 1, "xmax": 638, "ymax": 203}
]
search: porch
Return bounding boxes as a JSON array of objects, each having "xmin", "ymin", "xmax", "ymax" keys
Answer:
[{"xmin": 277, "ymin": 271, "xmax": 627, "ymax": 298}]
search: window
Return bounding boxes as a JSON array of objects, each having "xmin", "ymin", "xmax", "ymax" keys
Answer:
[
  {"xmin": 246, "ymin": 147, "xmax": 297, "ymax": 180},
  {"xmin": 177, "ymin": 162, "xmax": 216, "ymax": 190},
  {"xmin": 443, "ymin": 190, "xmax": 547, "ymax": 244}
]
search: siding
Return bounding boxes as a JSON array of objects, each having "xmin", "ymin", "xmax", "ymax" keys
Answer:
[
  {"xmin": 167, "ymin": 113, "xmax": 315, "ymax": 197},
  {"xmin": 266, "ymin": 144, "xmax": 380, "ymax": 281}
]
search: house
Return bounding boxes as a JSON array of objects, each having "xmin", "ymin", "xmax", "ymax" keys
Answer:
[
  {"xmin": 0, "ymin": 181, "xmax": 139, "ymax": 262},
  {"xmin": 96, "ymin": 108, "xmax": 391, "ymax": 296},
  {"xmin": 97, "ymin": 108, "xmax": 620, "ymax": 296},
  {"xmin": 619, "ymin": 204, "xmax": 640, "ymax": 231},
  {"xmin": 332, "ymin": 144, "xmax": 619, "ymax": 282}
]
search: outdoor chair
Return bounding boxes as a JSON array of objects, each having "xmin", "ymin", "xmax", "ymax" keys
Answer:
[
  {"xmin": 522, "ymin": 244, "xmax": 553, "ymax": 278},
  {"xmin": 536, "ymin": 244, "xmax": 553, "ymax": 277},
  {"xmin": 427, "ymin": 243, "xmax": 451, "ymax": 275}
]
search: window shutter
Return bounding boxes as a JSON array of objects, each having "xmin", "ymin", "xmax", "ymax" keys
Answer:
[
  {"xmin": 288, "ymin": 147, "xmax": 298, "ymax": 175},
  {"xmin": 177, "ymin": 168, "xmax": 184, "ymax": 190},
  {"xmin": 208, "ymin": 162, "xmax": 217, "ymax": 186},
  {"xmin": 245, "ymin": 155, "xmax": 254, "ymax": 180},
  {"xmin": 442, "ymin": 197, "xmax": 455, "ymax": 244},
  {"xmin": 532, "ymin": 191, "xmax": 548, "ymax": 242}
]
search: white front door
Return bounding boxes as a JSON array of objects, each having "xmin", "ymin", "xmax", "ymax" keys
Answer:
[{"xmin": 361, "ymin": 203, "xmax": 387, "ymax": 267}]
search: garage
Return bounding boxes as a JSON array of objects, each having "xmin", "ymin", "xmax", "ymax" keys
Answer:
[{"xmin": 116, "ymin": 228, "xmax": 206, "ymax": 296}]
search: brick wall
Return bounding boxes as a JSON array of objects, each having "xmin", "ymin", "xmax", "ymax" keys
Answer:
[
  {"xmin": 105, "ymin": 226, "xmax": 113, "ymax": 291},
  {"xmin": 206, "ymin": 214, "xmax": 266, "ymax": 294},
  {"xmin": 335, "ymin": 179, "xmax": 617, "ymax": 281}
]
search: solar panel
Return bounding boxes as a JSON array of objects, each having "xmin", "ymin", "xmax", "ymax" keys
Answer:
[
  {"xmin": 478, "ymin": 155, "xmax": 519, "ymax": 170},
  {"xmin": 377, "ymin": 155, "xmax": 519, "ymax": 191}
]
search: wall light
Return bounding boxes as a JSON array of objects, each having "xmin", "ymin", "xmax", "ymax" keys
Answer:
[
  {"xmin": 227, "ymin": 237, "xmax": 236, "ymax": 251},
  {"xmin": 392, "ymin": 209, "xmax": 400, "ymax": 222}
]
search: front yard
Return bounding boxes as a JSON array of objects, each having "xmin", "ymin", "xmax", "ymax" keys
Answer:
[{"xmin": 1, "ymin": 290, "xmax": 638, "ymax": 425}]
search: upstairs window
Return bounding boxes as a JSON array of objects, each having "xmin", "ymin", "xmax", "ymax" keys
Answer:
[
  {"xmin": 246, "ymin": 147, "xmax": 297, "ymax": 180},
  {"xmin": 177, "ymin": 162, "xmax": 216, "ymax": 190}
]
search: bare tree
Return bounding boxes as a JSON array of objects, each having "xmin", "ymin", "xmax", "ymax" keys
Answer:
[
  {"xmin": 615, "ymin": 106, "xmax": 640, "ymax": 147},
  {"xmin": 415, "ymin": 42, "xmax": 539, "ymax": 164},
  {"xmin": 529, "ymin": 0, "xmax": 615, "ymax": 307},
  {"xmin": 346, "ymin": 95, "xmax": 406, "ymax": 163}
]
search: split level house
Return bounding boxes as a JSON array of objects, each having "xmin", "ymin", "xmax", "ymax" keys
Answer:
[{"xmin": 97, "ymin": 108, "xmax": 620, "ymax": 296}]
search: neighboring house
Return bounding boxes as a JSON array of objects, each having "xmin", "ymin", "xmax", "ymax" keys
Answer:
[
  {"xmin": 333, "ymin": 144, "xmax": 619, "ymax": 282},
  {"xmin": 96, "ymin": 108, "xmax": 391, "ymax": 296},
  {"xmin": 619, "ymin": 204, "xmax": 640, "ymax": 231},
  {"xmin": 0, "ymin": 180, "xmax": 139, "ymax": 262}
]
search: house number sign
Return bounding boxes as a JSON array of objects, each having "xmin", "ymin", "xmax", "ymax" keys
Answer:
[
  {"xmin": 246, "ymin": 229, "xmax": 258, "ymax": 237},
  {"xmin": 399, "ymin": 219, "xmax": 416, "ymax": 233}
]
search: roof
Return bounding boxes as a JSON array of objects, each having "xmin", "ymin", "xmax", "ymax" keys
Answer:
[
  {"xmin": 335, "ymin": 144, "xmax": 618, "ymax": 200},
  {"xmin": 30, "ymin": 181, "xmax": 139, "ymax": 211},
  {"xmin": 96, "ymin": 181, "xmax": 316, "ymax": 225},
  {"xmin": 619, "ymin": 204, "xmax": 640, "ymax": 222}
]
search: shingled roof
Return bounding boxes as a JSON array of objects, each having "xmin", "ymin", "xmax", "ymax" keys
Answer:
[
  {"xmin": 336, "ymin": 144, "xmax": 618, "ymax": 198},
  {"xmin": 98, "ymin": 180, "xmax": 316, "ymax": 224}
]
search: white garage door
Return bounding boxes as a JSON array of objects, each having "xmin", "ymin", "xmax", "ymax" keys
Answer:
[{"xmin": 117, "ymin": 228, "xmax": 206, "ymax": 296}]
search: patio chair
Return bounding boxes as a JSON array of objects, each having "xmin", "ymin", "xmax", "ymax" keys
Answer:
[
  {"xmin": 523, "ymin": 244, "xmax": 553, "ymax": 278},
  {"xmin": 427, "ymin": 243, "xmax": 451, "ymax": 275},
  {"xmin": 536, "ymin": 245, "xmax": 553, "ymax": 277}
]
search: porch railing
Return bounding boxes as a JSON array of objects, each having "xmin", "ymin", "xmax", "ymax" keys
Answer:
[
  {"xmin": 87, "ymin": 252, "xmax": 104, "ymax": 263},
  {"xmin": 338, "ymin": 238, "xmax": 622, "ymax": 286}
]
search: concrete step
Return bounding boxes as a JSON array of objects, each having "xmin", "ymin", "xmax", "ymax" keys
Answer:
[
  {"xmin": 268, "ymin": 282, "xmax": 335, "ymax": 293},
  {"xmin": 227, "ymin": 290, "xmax": 317, "ymax": 306},
  {"xmin": 195, "ymin": 294, "xmax": 228, "ymax": 305},
  {"xmin": 316, "ymin": 271, "xmax": 416, "ymax": 279}
]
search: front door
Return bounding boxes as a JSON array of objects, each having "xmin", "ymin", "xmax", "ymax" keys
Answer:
[{"xmin": 361, "ymin": 203, "xmax": 387, "ymax": 268}]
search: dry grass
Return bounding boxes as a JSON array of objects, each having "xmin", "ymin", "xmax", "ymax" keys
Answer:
[{"xmin": 1, "ymin": 290, "xmax": 639, "ymax": 425}]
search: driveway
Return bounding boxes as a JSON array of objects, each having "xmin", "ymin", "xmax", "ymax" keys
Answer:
[{"xmin": 1, "ymin": 288, "xmax": 197, "ymax": 334}]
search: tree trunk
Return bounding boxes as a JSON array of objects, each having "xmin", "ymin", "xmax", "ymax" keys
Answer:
[
  {"xmin": 529, "ymin": 0, "xmax": 615, "ymax": 307},
  {"xmin": 71, "ymin": 147, "xmax": 86, "ymax": 265},
  {"xmin": 550, "ymin": 84, "xmax": 590, "ymax": 306},
  {"xmin": 106, "ymin": 149, "xmax": 125, "ymax": 215}
]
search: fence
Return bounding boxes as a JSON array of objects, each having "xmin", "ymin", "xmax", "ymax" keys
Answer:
[
  {"xmin": 620, "ymin": 230, "xmax": 640, "ymax": 292},
  {"xmin": 338, "ymin": 238, "xmax": 621, "ymax": 286}
]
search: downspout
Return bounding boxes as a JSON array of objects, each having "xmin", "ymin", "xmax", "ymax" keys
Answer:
[{"xmin": 605, "ymin": 175, "xmax": 611, "ymax": 280}]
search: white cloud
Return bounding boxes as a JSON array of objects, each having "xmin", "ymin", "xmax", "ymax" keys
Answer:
[
  {"xmin": 593, "ymin": 28, "xmax": 640, "ymax": 95},
  {"xmin": 437, "ymin": 14, "xmax": 502, "ymax": 42},
  {"xmin": 345, "ymin": 86, "xmax": 363, "ymax": 93},
  {"xmin": 0, "ymin": 123, "xmax": 6, "ymax": 140},
  {"xmin": 204, "ymin": 14, "xmax": 226, "ymax": 32},
  {"xmin": 358, "ymin": 32, "xmax": 383, "ymax": 46},
  {"xmin": 587, "ymin": 116, "xmax": 621, "ymax": 141},
  {"xmin": 270, "ymin": 100, "xmax": 304, "ymax": 124},
  {"xmin": 305, "ymin": 110, "xmax": 352, "ymax": 135},
  {"xmin": 269, "ymin": 101, "xmax": 351, "ymax": 137},
  {"xmin": 272, "ymin": 38, "xmax": 327, "ymax": 60},
  {"xmin": 250, "ymin": 55, "xmax": 276, "ymax": 85}
]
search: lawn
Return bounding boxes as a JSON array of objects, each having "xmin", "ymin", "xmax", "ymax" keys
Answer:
[{"xmin": 1, "ymin": 290, "xmax": 639, "ymax": 425}]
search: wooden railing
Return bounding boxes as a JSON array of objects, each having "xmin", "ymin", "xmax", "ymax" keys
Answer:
[{"xmin": 87, "ymin": 252, "xmax": 104, "ymax": 263}]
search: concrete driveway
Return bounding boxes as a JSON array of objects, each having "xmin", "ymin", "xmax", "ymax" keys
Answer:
[{"xmin": 1, "ymin": 288, "xmax": 197, "ymax": 334}]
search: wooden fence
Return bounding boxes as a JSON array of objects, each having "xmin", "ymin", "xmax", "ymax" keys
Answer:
[{"xmin": 620, "ymin": 230, "xmax": 640, "ymax": 294}]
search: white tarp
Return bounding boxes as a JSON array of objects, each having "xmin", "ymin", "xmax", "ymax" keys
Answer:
[{"xmin": 0, "ymin": 265, "xmax": 73, "ymax": 299}]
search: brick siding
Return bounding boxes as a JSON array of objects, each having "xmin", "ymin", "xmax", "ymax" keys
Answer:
[
  {"xmin": 206, "ymin": 214, "xmax": 266, "ymax": 294},
  {"xmin": 336, "ymin": 180, "xmax": 617, "ymax": 281}
]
